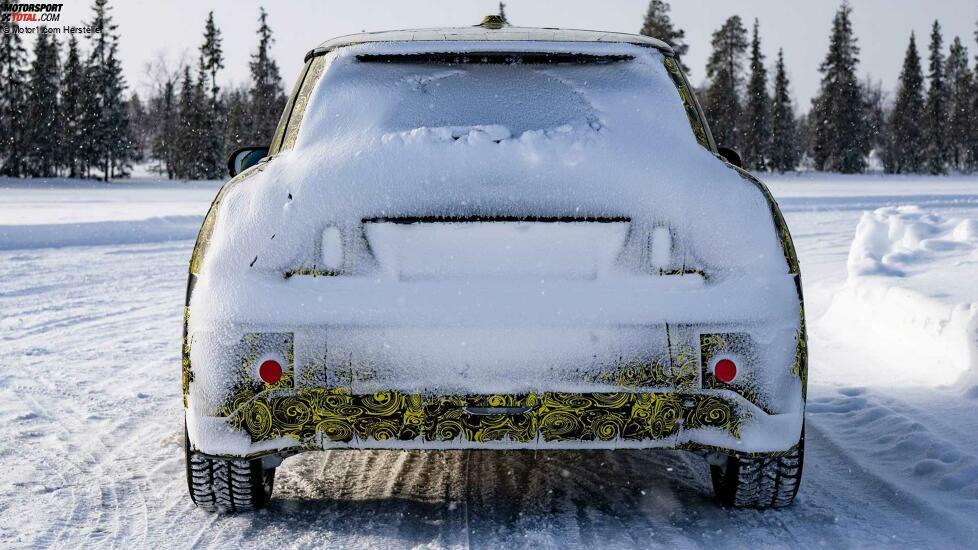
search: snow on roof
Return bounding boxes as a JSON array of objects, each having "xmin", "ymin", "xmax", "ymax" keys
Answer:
[{"xmin": 307, "ymin": 24, "xmax": 674, "ymax": 61}]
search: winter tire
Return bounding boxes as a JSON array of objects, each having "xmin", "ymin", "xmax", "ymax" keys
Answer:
[
  {"xmin": 185, "ymin": 428, "xmax": 275, "ymax": 512},
  {"xmin": 710, "ymin": 429, "xmax": 804, "ymax": 509}
]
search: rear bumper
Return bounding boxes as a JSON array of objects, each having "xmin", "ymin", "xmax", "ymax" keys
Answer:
[
  {"xmin": 185, "ymin": 273, "xmax": 806, "ymax": 458},
  {"xmin": 187, "ymin": 388, "xmax": 803, "ymax": 458}
]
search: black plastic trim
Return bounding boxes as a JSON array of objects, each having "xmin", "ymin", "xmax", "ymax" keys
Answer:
[
  {"xmin": 355, "ymin": 52, "xmax": 633, "ymax": 64},
  {"xmin": 363, "ymin": 215, "xmax": 631, "ymax": 224}
]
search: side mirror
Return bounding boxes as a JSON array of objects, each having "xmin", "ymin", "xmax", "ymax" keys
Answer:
[
  {"xmin": 717, "ymin": 147, "xmax": 743, "ymax": 169},
  {"xmin": 227, "ymin": 146, "xmax": 269, "ymax": 177}
]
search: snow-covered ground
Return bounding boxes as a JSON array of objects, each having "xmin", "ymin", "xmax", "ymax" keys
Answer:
[{"xmin": 1, "ymin": 173, "xmax": 977, "ymax": 548}]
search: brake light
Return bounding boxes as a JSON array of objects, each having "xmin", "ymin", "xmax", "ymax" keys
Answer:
[{"xmin": 258, "ymin": 359, "xmax": 283, "ymax": 384}]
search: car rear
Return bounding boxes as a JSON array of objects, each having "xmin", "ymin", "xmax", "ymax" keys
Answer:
[{"xmin": 183, "ymin": 28, "xmax": 806, "ymax": 511}]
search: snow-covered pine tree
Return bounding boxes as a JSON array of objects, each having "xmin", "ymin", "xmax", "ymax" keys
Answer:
[
  {"xmin": 638, "ymin": 0, "xmax": 689, "ymax": 73},
  {"xmin": 150, "ymin": 78, "xmax": 178, "ymax": 179},
  {"xmin": 84, "ymin": 0, "xmax": 133, "ymax": 181},
  {"xmin": 200, "ymin": 11, "xmax": 224, "ymax": 106},
  {"xmin": 176, "ymin": 65, "xmax": 203, "ymax": 179},
  {"xmin": 223, "ymin": 87, "xmax": 250, "ymax": 157},
  {"xmin": 970, "ymin": 19, "xmax": 978, "ymax": 170},
  {"xmin": 924, "ymin": 21, "xmax": 948, "ymax": 175},
  {"xmin": 25, "ymin": 29, "xmax": 61, "ymax": 177},
  {"xmin": 198, "ymin": 11, "xmax": 226, "ymax": 179},
  {"xmin": 862, "ymin": 78, "xmax": 887, "ymax": 167},
  {"xmin": 192, "ymin": 63, "xmax": 223, "ymax": 179},
  {"xmin": 945, "ymin": 37, "xmax": 973, "ymax": 171},
  {"xmin": 740, "ymin": 19, "xmax": 770, "ymax": 170},
  {"xmin": 703, "ymin": 15, "xmax": 748, "ymax": 149},
  {"xmin": 769, "ymin": 49, "xmax": 800, "ymax": 173},
  {"xmin": 810, "ymin": 2, "xmax": 867, "ymax": 173},
  {"xmin": 248, "ymin": 7, "xmax": 286, "ymax": 147},
  {"xmin": 0, "ymin": 23, "xmax": 30, "ymax": 176},
  {"xmin": 886, "ymin": 33, "xmax": 926, "ymax": 174},
  {"xmin": 60, "ymin": 35, "xmax": 85, "ymax": 178},
  {"xmin": 127, "ymin": 92, "xmax": 148, "ymax": 163}
]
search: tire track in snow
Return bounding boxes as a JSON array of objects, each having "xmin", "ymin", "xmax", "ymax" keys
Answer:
[{"xmin": 803, "ymin": 414, "xmax": 973, "ymax": 546}]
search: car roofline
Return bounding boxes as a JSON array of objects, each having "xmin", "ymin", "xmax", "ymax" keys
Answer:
[{"xmin": 303, "ymin": 25, "xmax": 675, "ymax": 63}]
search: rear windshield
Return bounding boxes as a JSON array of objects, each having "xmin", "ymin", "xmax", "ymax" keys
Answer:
[{"xmin": 288, "ymin": 46, "xmax": 711, "ymax": 150}]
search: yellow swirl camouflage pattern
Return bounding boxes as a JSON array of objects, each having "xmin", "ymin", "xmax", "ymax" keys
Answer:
[
  {"xmin": 733, "ymin": 169, "xmax": 809, "ymax": 397},
  {"xmin": 589, "ymin": 355, "xmax": 696, "ymax": 391},
  {"xmin": 663, "ymin": 56, "xmax": 712, "ymax": 150},
  {"xmin": 220, "ymin": 388, "xmax": 744, "ymax": 447},
  {"xmin": 181, "ymin": 308, "xmax": 193, "ymax": 408}
]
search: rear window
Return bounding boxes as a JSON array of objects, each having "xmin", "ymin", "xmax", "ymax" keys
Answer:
[{"xmin": 289, "ymin": 46, "xmax": 712, "ymax": 151}]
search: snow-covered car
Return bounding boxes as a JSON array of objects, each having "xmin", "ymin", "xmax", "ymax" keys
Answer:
[{"xmin": 183, "ymin": 16, "xmax": 807, "ymax": 512}]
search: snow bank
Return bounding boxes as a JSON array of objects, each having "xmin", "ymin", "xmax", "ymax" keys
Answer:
[
  {"xmin": 0, "ymin": 216, "xmax": 203, "ymax": 251},
  {"xmin": 820, "ymin": 206, "xmax": 978, "ymax": 386}
]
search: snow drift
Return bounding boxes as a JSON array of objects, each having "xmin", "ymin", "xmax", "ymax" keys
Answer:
[{"xmin": 820, "ymin": 206, "xmax": 978, "ymax": 386}]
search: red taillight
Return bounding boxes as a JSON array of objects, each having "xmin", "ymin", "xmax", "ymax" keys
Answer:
[
  {"xmin": 713, "ymin": 358, "xmax": 737, "ymax": 383},
  {"xmin": 258, "ymin": 359, "xmax": 283, "ymax": 384}
]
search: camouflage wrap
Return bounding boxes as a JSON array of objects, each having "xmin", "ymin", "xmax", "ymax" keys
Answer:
[
  {"xmin": 221, "ymin": 389, "xmax": 744, "ymax": 448},
  {"xmin": 734, "ymin": 169, "xmax": 808, "ymax": 397},
  {"xmin": 182, "ymin": 164, "xmax": 268, "ymax": 407},
  {"xmin": 183, "ymin": 53, "xmax": 806, "ymax": 456},
  {"xmin": 181, "ymin": 308, "xmax": 193, "ymax": 407},
  {"xmin": 663, "ymin": 56, "xmax": 714, "ymax": 151}
]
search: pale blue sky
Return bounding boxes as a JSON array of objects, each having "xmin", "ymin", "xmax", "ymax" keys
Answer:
[{"xmin": 56, "ymin": 0, "xmax": 978, "ymax": 107}]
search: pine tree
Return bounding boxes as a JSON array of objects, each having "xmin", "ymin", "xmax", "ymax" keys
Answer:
[
  {"xmin": 25, "ymin": 29, "xmax": 62, "ymax": 177},
  {"xmin": 971, "ymin": 20, "xmax": 978, "ymax": 169},
  {"xmin": 150, "ymin": 78, "xmax": 178, "ymax": 178},
  {"xmin": 127, "ymin": 92, "xmax": 148, "ymax": 163},
  {"xmin": 638, "ymin": 1, "xmax": 689, "ymax": 72},
  {"xmin": 83, "ymin": 0, "xmax": 133, "ymax": 181},
  {"xmin": 198, "ymin": 12, "xmax": 226, "ymax": 179},
  {"xmin": 769, "ymin": 49, "xmax": 800, "ymax": 172},
  {"xmin": 177, "ymin": 65, "xmax": 202, "ymax": 179},
  {"xmin": 703, "ymin": 15, "xmax": 748, "ymax": 149},
  {"xmin": 497, "ymin": 2, "xmax": 507, "ymax": 23},
  {"xmin": 223, "ymin": 86, "xmax": 251, "ymax": 157},
  {"xmin": 0, "ymin": 23, "xmax": 30, "ymax": 176},
  {"xmin": 740, "ymin": 19, "xmax": 770, "ymax": 170},
  {"xmin": 810, "ymin": 2, "xmax": 866, "ymax": 173},
  {"xmin": 200, "ymin": 11, "xmax": 224, "ymax": 105},
  {"xmin": 886, "ymin": 33, "xmax": 926, "ymax": 174},
  {"xmin": 193, "ymin": 63, "xmax": 224, "ymax": 179},
  {"xmin": 248, "ymin": 7, "xmax": 286, "ymax": 146},
  {"xmin": 924, "ymin": 21, "xmax": 948, "ymax": 174},
  {"xmin": 60, "ymin": 35, "xmax": 85, "ymax": 178},
  {"xmin": 862, "ymin": 78, "xmax": 887, "ymax": 167},
  {"xmin": 945, "ymin": 37, "xmax": 973, "ymax": 171}
]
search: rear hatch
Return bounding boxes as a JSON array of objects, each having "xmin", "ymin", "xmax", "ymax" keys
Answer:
[{"xmin": 293, "ymin": 217, "xmax": 703, "ymax": 394}]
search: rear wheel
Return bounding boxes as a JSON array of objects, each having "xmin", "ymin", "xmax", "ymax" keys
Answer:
[
  {"xmin": 710, "ymin": 431, "xmax": 804, "ymax": 509},
  {"xmin": 185, "ymin": 427, "xmax": 275, "ymax": 512}
]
